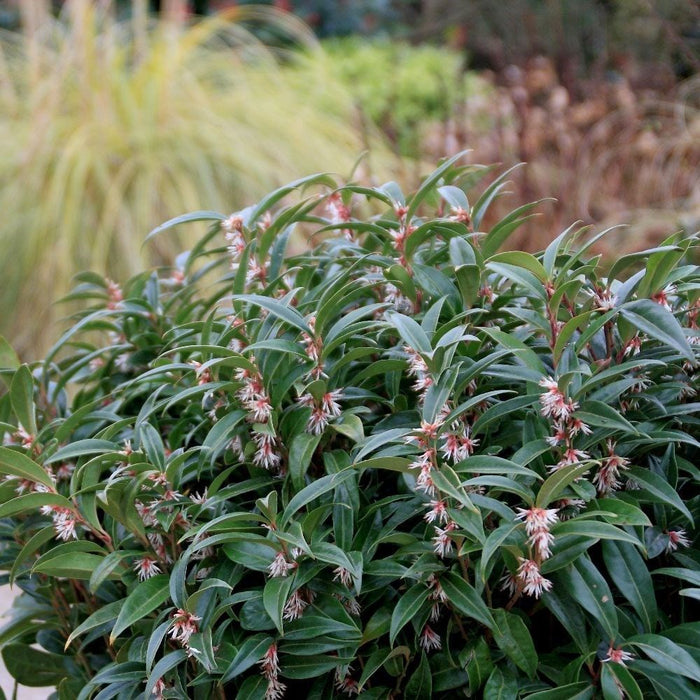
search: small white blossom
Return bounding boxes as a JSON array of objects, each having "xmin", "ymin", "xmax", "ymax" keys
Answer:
[
  {"xmin": 133, "ymin": 556, "xmax": 161, "ymax": 581},
  {"xmin": 333, "ymin": 566, "xmax": 353, "ymax": 588},
  {"xmin": 424, "ymin": 500, "xmax": 449, "ymax": 524},
  {"xmin": 666, "ymin": 529, "xmax": 691, "ymax": 552},
  {"xmin": 603, "ymin": 645, "xmax": 635, "ymax": 666},
  {"xmin": 419, "ymin": 624, "xmax": 442, "ymax": 652},
  {"xmin": 432, "ymin": 521, "xmax": 457, "ymax": 557},
  {"xmin": 169, "ymin": 609, "xmax": 200, "ymax": 647},
  {"xmin": 268, "ymin": 552, "xmax": 295, "ymax": 578},
  {"xmin": 516, "ymin": 558, "xmax": 552, "ymax": 598},
  {"xmin": 283, "ymin": 589, "xmax": 308, "ymax": 621}
]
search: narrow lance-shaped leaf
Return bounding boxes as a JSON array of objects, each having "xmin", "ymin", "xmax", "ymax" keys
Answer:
[
  {"xmin": 231, "ymin": 293, "xmax": 311, "ymax": 334},
  {"xmin": 536, "ymin": 463, "xmax": 592, "ymax": 508},
  {"xmin": 110, "ymin": 574, "xmax": 172, "ymax": 643},
  {"xmin": 620, "ymin": 299, "xmax": 694, "ymax": 361},
  {"xmin": 10, "ymin": 365, "xmax": 36, "ymax": 437},
  {"xmin": 145, "ymin": 211, "xmax": 225, "ymax": 242},
  {"xmin": 629, "ymin": 634, "xmax": 700, "ymax": 682},
  {"xmin": 389, "ymin": 584, "xmax": 431, "ymax": 645},
  {"xmin": 0, "ymin": 446, "xmax": 56, "ymax": 490},
  {"xmin": 601, "ymin": 539, "xmax": 657, "ymax": 632}
]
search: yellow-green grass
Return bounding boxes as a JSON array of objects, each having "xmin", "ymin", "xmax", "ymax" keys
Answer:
[{"xmin": 0, "ymin": 3, "xmax": 392, "ymax": 357}]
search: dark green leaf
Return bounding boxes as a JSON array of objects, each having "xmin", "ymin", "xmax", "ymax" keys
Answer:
[
  {"xmin": 0, "ymin": 446, "xmax": 56, "ymax": 490},
  {"xmin": 536, "ymin": 463, "xmax": 592, "ymax": 508},
  {"xmin": 492, "ymin": 609, "xmax": 537, "ymax": 678},
  {"xmin": 441, "ymin": 572, "xmax": 495, "ymax": 630},
  {"xmin": 263, "ymin": 575, "xmax": 294, "ymax": 635},
  {"xmin": 483, "ymin": 666, "xmax": 518, "ymax": 700},
  {"xmin": 552, "ymin": 520, "xmax": 641, "ymax": 548},
  {"xmin": 10, "ymin": 365, "xmax": 36, "ymax": 436},
  {"xmin": 389, "ymin": 584, "xmax": 430, "ymax": 645},
  {"xmin": 626, "ymin": 467, "xmax": 693, "ymax": 523},
  {"xmin": 601, "ymin": 540, "xmax": 657, "ymax": 632},
  {"xmin": 620, "ymin": 299, "xmax": 693, "ymax": 361},
  {"xmin": 405, "ymin": 651, "xmax": 432, "ymax": 700},
  {"xmin": 220, "ymin": 634, "xmax": 274, "ymax": 683},
  {"xmin": 525, "ymin": 682, "xmax": 595, "ymax": 700},
  {"xmin": 558, "ymin": 557, "xmax": 617, "ymax": 640},
  {"xmin": 629, "ymin": 634, "xmax": 700, "ymax": 682},
  {"xmin": 2, "ymin": 644, "xmax": 67, "ymax": 687},
  {"xmin": 145, "ymin": 210, "xmax": 225, "ymax": 241},
  {"xmin": 110, "ymin": 574, "xmax": 171, "ymax": 642}
]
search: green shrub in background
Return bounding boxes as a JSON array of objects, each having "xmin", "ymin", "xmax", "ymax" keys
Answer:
[
  {"xmin": 0, "ymin": 155, "xmax": 698, "ymax": 698},
  {"xmin": 0, "ymin": 2, "xmax": 391, "ymax": 359},
  {"xmin": 318, "ymin": 38, "xmax": 485, "ymax": 157}
]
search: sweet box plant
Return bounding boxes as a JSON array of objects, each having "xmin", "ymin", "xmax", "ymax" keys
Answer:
[{"xmin": 0, "ymin": 153, "xmax": 698, "ymax": 699}]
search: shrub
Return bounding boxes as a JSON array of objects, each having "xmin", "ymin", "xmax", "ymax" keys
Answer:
[
  {"xmin": 317, "ymin": 38, "xmax": 481, "ymax": 157},
  {"xmin": 0, "ymin": 2, "xmax": 390, "ymax": 358},
  {"xmin": 0, "ymin": 155, "xmax": 698, "ymax": 698}
]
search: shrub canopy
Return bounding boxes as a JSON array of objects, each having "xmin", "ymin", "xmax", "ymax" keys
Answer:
[{"xmin": 0, "ymin": 156, "xmax": 698, "ymax": 698}]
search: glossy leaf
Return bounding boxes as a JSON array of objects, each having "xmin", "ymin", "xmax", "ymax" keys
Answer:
[{"xmin": 110, "ymin": 575, "xmax": 171, "ymax": 643}]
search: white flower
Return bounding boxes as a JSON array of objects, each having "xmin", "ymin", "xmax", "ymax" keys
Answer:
[
  {"xmin": 259, "ymin": 643, "xmax": 285, "ymax": 700},
  {"xmin": 169, "ymin": 609, "xmax": 200, "ymax": 647},
  {"xmin": 441, "ymin": 430, "xmax": 479, "ymax": 463},
  {"xmin": 268, "ymin": 552, "xmax": 295, "ymax": 578},
  {"xmin": 515, "ymin": 507, "xmax": 559, "ymax": 535},
  {"xmin": 248, "ymin": 395, "xmax": 273, "ymax": 423},
  {"xmin": 190, "ymin": 489, "xmax": 208, "ymax": 505},
  {"xmin": 253, "ymin": 431, "xmax": 282, "ymax": 471},
  {"xmin": 432, "ymin": 521, "xmax": 457, "ymax": 557},
  {"xmin": 424, "ymin": 500, "xmax": 449, "ymax": 524},
  {"xmin": 516, "ymin": 506, "xmax": 559, "ymax": 559},
  {"xmin": 50, "ymin": 507, "xmax": 79, "ymax": 541},
  {"xmin": 516, "ymin": 558, "xmax": 552, "ymax": 598},
  {"xmin": 554, "ymin": 447, "xmax": 590, "ymax": 470},
  {"xmin": 538, "ymin": 377, "xmax": 578, "ymax": 420},
  {"xmin": 419, "ymin": 624, "xmax": 442, "ymax": 652},
  {"xmin": 133, "ymin": 556, "xmax": 161, "ymax": 581},
  {"xmin": 333, "ymin": 566, "xmax": 353, "ymax": 587},
  {"xmin": 298, "ymin": 389, "xmax": 344, "ymax": 435},
  {"xmin": 666, "ymin": 529, "xmax": 691, "ymax": 552},
  {"xmin": 282, "ymin": 589, "xmax": 308, "ymax": 621},
  {"xmin": 603, "ymin": 645, "xmax": 635, "ymax": 666}
]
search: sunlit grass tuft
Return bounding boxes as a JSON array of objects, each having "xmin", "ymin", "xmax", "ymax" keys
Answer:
[{"xmin": 0, "ymin": 2, "xmax": 390, "ymax": 357}]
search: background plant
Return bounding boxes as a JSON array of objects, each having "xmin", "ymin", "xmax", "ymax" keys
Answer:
[
  {"xmin": 0, "ymin": 155, "xmax": 698, "ymax": 698},
  {"xmin": 0, "ymin": 1, "xmax": 393, "ymax": 358},
  {"xmin": 313, "ymin": 38, "xmax": 487, "ymax": 159}
]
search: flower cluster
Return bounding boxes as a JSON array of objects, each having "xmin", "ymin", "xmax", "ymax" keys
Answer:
[
  {"xmin": 297, "ymin": 389, "xmax": 343, "ymax": 435},
  {"xmin": 259, "ymin": 643, "xmax": 286, "ymax": 700},
  {"xmin": 440, "ymin": 423, "xmax": 479, "ymax": 463},
  {"xmin": 133, "ymin": 556, "xmax": 161, "ymax": 581},
  {"xmin": 268, "ymin": 551, "xmax": 297, "ymax": 578},
  {"xmin": 301, "ymin": 317, "xmax": 324, "ymax": 379},
  {"xmin": 516, "ymin": 558, "xmax": 553, "ymax": 598},
  {"xmin": 666, "ymin": 529, "xmax": 691, "ymax": 552},
  {"xmin": 169, "ymin": 609, "xmax": 200, "ymax": 650},
  {"xmin": 593, "ymin": 440, "xmax": 630, "ymax": 495},
  {"xmin": 603, "ymin": 645, "xmax": 634, "ymax": 666},
  {"xmin": 326, "ymin": 191, "xmax": 354, "ymax": 243},
  {"xmin": 419, "ymin": 624, "xmax": 442, "ymax": 652},
  {"xmin": 539, "ymin": 377, "xmax": 593, "ymax": 470},
  {"xmin": 41, "ymin": 505, "xmax": 80, "ymax": 541},
  {"xmin": 404, "ymin": 346, "xmax": 432, "ymax": 397},
  {"xmin": 516, "ymin": 506, "xmax": 559, "ymax": 560},
  {"xmin": 282, "ymin": 588, "xmax": 314, "ymax": 621}
]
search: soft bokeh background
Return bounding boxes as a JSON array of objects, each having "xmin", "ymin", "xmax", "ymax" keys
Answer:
[
  {"xmin": 0, "ymin": 0, "xmax": 697, "ymax": 360},
  {"xmin": 0, "ymin": 1, "xmax": 697, "ymax": 696}
]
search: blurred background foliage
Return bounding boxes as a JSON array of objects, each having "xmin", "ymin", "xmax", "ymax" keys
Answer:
[{"xmin": 0, "ymin": 0, "xmax": 697, "ymax": 358}]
